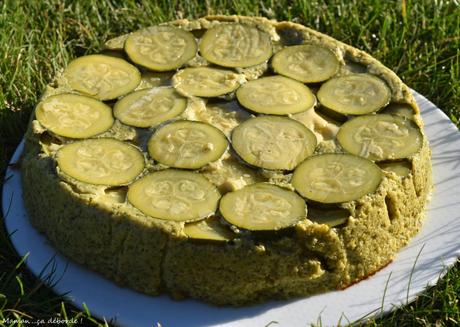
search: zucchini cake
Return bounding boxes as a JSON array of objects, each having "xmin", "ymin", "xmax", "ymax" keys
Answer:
[{"xmin": 21, "ymin": 16, "xmax": 432, "ymax": 305}]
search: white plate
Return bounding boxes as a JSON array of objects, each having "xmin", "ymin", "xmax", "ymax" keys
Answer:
[{"xmin": 3, "ymin": 91, "xmax": 460, "ymax": 327}]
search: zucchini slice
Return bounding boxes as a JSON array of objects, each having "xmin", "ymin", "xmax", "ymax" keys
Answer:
[
  {"xmin": 36, "ymin": 94, "xmax": 114, "ymax": 139},
  {"xmin": 113, "ymin": 87, "xmax": 187, "ymax": 128},
  {"xmin": 337, "ymin": 114, "xmax": 423, "ymax": 161},
  {"xmin": 56, "ymin": 139, "xmax": 144, "ymax": 186},
  {"xmin": 137, "ymin": 71, "xmax": 175, "ymax": 89},
  {"xmin": 236, "ymin": 75, "xmax": 316, "ymax": 115},
  {"xmin": 307, "ymin": 207, "xmax": 350, "ymax": 227},
  {"xmin": 104, "ymin": 34, "xmax": 129, "ymax": 51},
  {"xmin": 127, "ymin": 169, "xmax": 221, "ymax": 222},
  {"xmin": 199, "ymin": 23, "xmax": 272, "ymax": 68},
  {"xmin": 219, "ymin": 183, "xmax": 307, "ymax": 231},
  {"xmin": 125, "ymin": 26, "xmax": 197, "ymax": 71},
  {"xmin": 317, "ymin": 74, "xmax": 391, "ymax": 115},
  {"xmin": 184, "ymin": 216, "xmax": 234, "ymax": 241},
  {"xmin": 381, "ymin": 103, "xmax": 415, "ymax": 120},
  {"xmin": 172, "ymin": 67, "xmax": 243, "ymax": 97},
  {"xmin": 63, "ymin": 54, "xmax": 141, "ymax": 101},
  {"xmin": 379, "ymin": 161, "xmax": 412, "ymax": 178},
  {"xmin": 231, "ymin": 116, "xmax": 317, "ymax": 170},
  {"xmin": 272, "ymin": 44, "xmax": 340, "ymax": 83},
  {"xmin": 292, "ymin": 153, "xmax": 382, "ymax": 204},
  {"xmin": 148, "ymin": 120, "xmax": 228, "ymax": 169}
]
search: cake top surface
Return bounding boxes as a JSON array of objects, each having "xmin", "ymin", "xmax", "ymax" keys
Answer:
[{"xmin": 31, "ymin": 15, "xmax": 425, "ymax": 237}]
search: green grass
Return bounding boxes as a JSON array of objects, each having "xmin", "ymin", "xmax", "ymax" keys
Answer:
[{"xmin": 0, "ymin": 0, "xmax": 459, "ymax": 326}]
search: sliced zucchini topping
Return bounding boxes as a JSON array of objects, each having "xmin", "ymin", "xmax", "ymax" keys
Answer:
[
  {"xmin": 292, "ymin": 153, "xmax": 382, "ymax": 204},
  {"xmin": 219, "ymin": 183, "xmax": 307, "ymax": 231},
  {"xmin": 172, "ymin": 67, "xmax": 243, "ymax": 97},
  {"xmin": 231, "ymin": 116, "xmax": 317, "ymax": 170},
  {"xmin": 138, "ymin": 71, "xmax": 175, "ymax": 89},
  {"xmin": 127, "ymin": 169, "xmax": 221, "ymax": 222},
  {"xmin": 236, "ymin": 75, "xmax": 316, "ymax": 115},
  {"xmin": 317, "ymin": 74, "xmax": 391, "ymax": 115},
  {"xmin": 148, "ymin": 121, "xmax": 228, "ymax": 169},
  {"xmin": 104, "ymin": 34, "xmax": 129, "ymax": 51},
  {"xmin": 36, "ymin": 94, "xmax": 114, "ymax": 139},
  {"xmin": 113, "ymin": 87, "xmax": 187, "ymax": 128},
  {"xmin": 307, "ymin": 207, "xmax": 350, "ymax": 227},
  {"xmin": 379, "ymin": 161, "xmax": 412, "ymax": 177},
  {"xmin": 63, "ymin": 54, "xmax": 141, "ymax": 101},
  {"xmin": 125, "ymin": 26, "xmax": 197, "ymax": 71},
  {"xmin": 184, "ymin": 216, "xmax": 234, "ymax": 241},
  {"xmin": 337, "ymin": 114, "xmax": 423, "ymax": 161},
  {"xmin": 57, "ymin": 139, "xmax": 144, "ymax": 186},
  {"xmin": 272, "ymin": 44, "xmax": 340, "ymax": 83},
  {"xmin": 381, "ymin": 103, "xmax": 415, "ymax": 120},
  {"xmin": 199, "ymin": 23, "xmax": 272, "ymax": 68}
]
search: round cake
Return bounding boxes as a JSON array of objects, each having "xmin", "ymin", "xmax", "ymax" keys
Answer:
[{"xmin": 21, "ymin": 15, "xmax": 432, "ymax": 305}]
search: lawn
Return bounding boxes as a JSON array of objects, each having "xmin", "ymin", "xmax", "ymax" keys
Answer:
[{"xmin": 0, "ymin": 0, "xmax": 459, "ymax": 326}]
